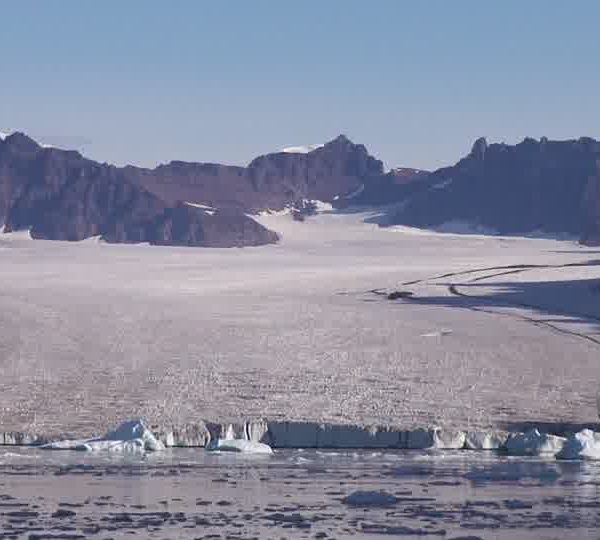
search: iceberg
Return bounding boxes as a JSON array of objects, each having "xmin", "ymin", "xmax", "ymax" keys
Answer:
[
  {"xmin": 505, "ymin": 429, "xmax": 565, "ymax": 456},
  {"xmin": 557, "ymin": 429, "xmax": 600, "ymax": 460},
  {"xmin": 42, "ymin": 419, "xmax": 164, "ymax": 455},
  {"xmin": 206, "ymin": 438, "xmax": 273, "ymax": 454}
]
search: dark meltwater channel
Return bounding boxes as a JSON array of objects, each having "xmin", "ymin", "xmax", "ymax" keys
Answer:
[{"xmin": 0, "ymin": 448, "xmax": 599, "ymax": 539}]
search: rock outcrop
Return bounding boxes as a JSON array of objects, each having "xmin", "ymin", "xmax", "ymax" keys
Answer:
[
  {"xmin": 0, "ymin": 133, "xmax": 278, "ymax": 247},
  {"xmin": 4, "ymin": 129, "xmax": 599, "ymax": 245},
  {"xmin": 388, "ymin": 137, "xmax": 600, "ymax": 243},
  {"xmin": 332, "ymin": 167, "xmax": 430, "ymax": 208},
  {"xmin": 581, "ymin": 159, "xmax": 600, "ymax": 245},
  {"xmin": 129, "ymin": 135, "xmax": 385, "ymax": 212}
]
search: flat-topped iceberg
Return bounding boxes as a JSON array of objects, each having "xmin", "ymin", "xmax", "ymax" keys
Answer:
[
  {"xmin": 206, "ymin": 438, "xmax": 273, "ymax": 454},
  {"xmin": 557, "ymin": 429, "xmax": 600, "ymax": 460},
  {"xmin": 42, "ymin": 419, "xmax": 164, "ymax": 455}
]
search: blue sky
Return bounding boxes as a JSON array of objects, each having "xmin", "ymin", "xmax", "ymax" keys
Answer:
[{"xmin": 1, "ymin": 1, "xmax": 599, "ymax": 170}]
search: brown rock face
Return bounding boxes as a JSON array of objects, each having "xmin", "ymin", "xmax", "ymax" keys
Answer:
[
  {"xmin": 129, "ymin": 135, "xmax": 384, "ymax": 211},
  {"xmin": 391, "ymin": 136, "xmax": 600, "ymax": 242},
  {"xmin": 581, "ymin": 160, "xmax": 600, "ymax": 246},
  {"xmin": 0, "ymin": 133, "xmax": 278, "ymax": 247}
]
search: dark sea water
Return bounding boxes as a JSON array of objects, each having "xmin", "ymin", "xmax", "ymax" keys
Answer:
[{"xmin": 0, "ymin": 448, "xmax": 599, "ymax": 539}]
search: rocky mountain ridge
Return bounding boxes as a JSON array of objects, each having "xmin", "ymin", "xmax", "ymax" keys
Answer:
[
  {"xmin": 386, "ymin": 136, "xmax": 600, "ymax": 245},
  {"xmin": 0, "ymin": 132, "xmax": 278, "ymax": 247},
  {"xmin": 129, "ymin": 134, "xmax": 384, "ymax": 212},
  {"xmin": 1, "ymin": 129, "xmax": 599, "ymax": 246}
]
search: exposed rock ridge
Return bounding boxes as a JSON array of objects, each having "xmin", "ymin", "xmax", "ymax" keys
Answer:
[
  {"xmin": 581, "ymin": 158, "xmax": 600, "ymax": 245},
  {"xmin": 0, "ymin": 132, "xmax": 278, "ymax": 247},
  {"xmin": 131, "ymin": 134, "xmax": 385, "ymax": 212},
  {"xmin": 390, "ymin": 136, "xmax": 600, "ymax": 243}
]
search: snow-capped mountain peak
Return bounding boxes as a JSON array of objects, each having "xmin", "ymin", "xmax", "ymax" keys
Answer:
[{"xmin": 281, "ymin": 144, "xmax": 324, "ymax": 154}]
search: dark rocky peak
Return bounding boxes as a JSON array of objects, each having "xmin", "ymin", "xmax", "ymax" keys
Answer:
[
  {"xmin": 307, "ymin": 134, "xmax": 385, "ymax": 179},
  {"xmin": 576, "ymin": 136, "xmax": 600, "ymax": 153},
  {"xmin": 0, "ymin": 130, "xmax": 278, "ymax": 248},
  {"xmin": 2, "ymin": 132, "xmax": 41, "ymax": 155},
  {"xmin": 581, "ymin": 158, "xmax": 600, "ymax": 246},
  {"xmin": 392, "ymin": 136, "xmax": 600, "ymax": 244},
  {"xmin": 469, "ymin": 137, "xmax": 488, "ymax": 161},
  {"xmin": 244, "ymin": 134, "xmax": 384, "ymax": 205},
  {"xmin": 324, "ymin": 133, "xmax": 353, "ymax": 147}
]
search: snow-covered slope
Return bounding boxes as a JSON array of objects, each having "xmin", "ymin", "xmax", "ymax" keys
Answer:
[
  {"xmin": 281, "ymin": 144, "xmax": 324, "ymax": 154},
  {"xmin": 0, "ymin": 210, "xmax": 598, "ymax": 437}
]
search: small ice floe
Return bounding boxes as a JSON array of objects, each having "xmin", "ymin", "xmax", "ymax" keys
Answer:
[
  {"xmin": 505, "ymin": 429, "xmax": 566, "ymax": 456},
  {"xmin": 342, "ymin": 490, "xmax": 399, "ymax": 507},
  {"xmin": 206, "ymin": 438, "xmax": 273, "ymax": 455},
  {"xmin": 557, "ymin": 429, "xmax": 600, "ymax": 460},
  {"xmin": 420, "ymin": 330, "xmax": 452, "ymax": 338},
  {"xmin": 42, "ymin": 419, "xmax": 164, "ymax": 455}
]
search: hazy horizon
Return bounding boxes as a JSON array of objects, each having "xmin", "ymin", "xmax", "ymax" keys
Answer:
[{"xmin": 2, "ymin": 1, "xmax": 599, "ymax": 171}]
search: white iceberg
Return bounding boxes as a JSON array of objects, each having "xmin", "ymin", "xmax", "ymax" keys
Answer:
[
  {"xmin": 42, "ymin": 419, "xmax": 164, "ymax": 455},
  {"xmin": 505, "ymin": 429, "xmax": 565, "ymax": 456},
  {"xmin": 206, "ymin": 438, "xmax": 273, "ymax": 454},
  {"xmin": 465, "ymin": 430, "xmax": 509, "ymax": 450},
  {"xmin": 557, "ymin": 429, "xmax": 600, "ymax": 460}
]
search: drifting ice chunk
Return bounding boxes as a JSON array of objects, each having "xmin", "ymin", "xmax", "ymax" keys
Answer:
[
  {"xmin": 77, "ymin": 439, "xmax": 146, "ymax": 453},
  {"xmin": 206, "ymin": 438, "xmax": 273, "ymax": 454},
  {"xmin": 505, "ymin": 429, "xmax": 565, "ymax": 456},
  {"xmin": 42, "ymin": 420, "xmax": 164, "ymax": 454},
  {"xmin": 102, "ymin": 419, "xmax": 164, "ymax": 451},
  {"xmin": 557, "ymin": 429, "xmax": 600, "ymax": 460}
]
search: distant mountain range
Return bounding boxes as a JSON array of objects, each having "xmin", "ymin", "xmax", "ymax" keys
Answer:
[
  {"xmin": 386, "ymin": 137, "xmax": 600, "ymax": 245},
  {"xmin": 1, "ymin": 130, "xmax": 599, "ymax": 247}
]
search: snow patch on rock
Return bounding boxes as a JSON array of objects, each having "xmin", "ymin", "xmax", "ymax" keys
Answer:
[
  {"xmin": 258, "ymin": 199, "xmax": 333, "ymax": 217},
  {"xmin": 185, "ymin": 202, "xmax": 216, "ymax": 216},
  {"xmin": 431, "ymin": 177, "xmax": 453, "ymax": 190},
  {"xmin": 0, "ymin": 228, "xmax": 34, "ymax": 241},
  {"xmin": 281, "ymin": 144, "xmax": 324, "ymax": 154},
  {"xmin": 434, "ymin": 220, "xmax": 499, "ymax": 236}
]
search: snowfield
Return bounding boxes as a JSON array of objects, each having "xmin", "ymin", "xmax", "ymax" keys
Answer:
[
  {"xmin": 281, "ymin": 143, "xmax": 324, "ymax": 154},
  {"xmin": 0, "ymin": 209, "xmax": 599, "ymax": 437}
]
